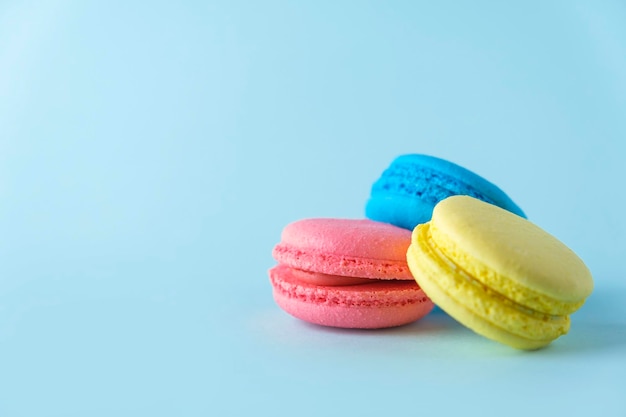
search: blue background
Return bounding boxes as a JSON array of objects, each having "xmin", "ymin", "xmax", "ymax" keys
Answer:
[{"xmin": 1, "ymin": 1, "xmax": 625, "ymax": 415}]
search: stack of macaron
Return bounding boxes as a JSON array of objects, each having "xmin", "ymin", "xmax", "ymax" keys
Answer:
[{"xmin": 269, "ymin": 154, "xmax": 594, "ymax": 350}]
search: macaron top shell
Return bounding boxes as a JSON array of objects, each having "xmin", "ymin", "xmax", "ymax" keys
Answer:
[
  {"xmin": 432, "ymin": 196, "xmax": 594, "ymax": 304},
  {"xmin": 384, "ymin": 155, "xmax": 525, "ymax": 214},
  {"xmin": 272, "ymin": 218, "xmax": 414, "ymax": 280},
  {"xmin": 366, "ymin": 154, "xmax": 526, "ymax": 229}
]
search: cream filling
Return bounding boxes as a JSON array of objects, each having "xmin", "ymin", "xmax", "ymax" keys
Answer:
[{"xmin": 288, "ymin": 268, "xmax": 377, "ymax": 286}]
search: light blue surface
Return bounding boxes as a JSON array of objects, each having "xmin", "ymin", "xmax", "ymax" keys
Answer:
[
  {"xmin": 1, "ymin": 1, "xmax": 625, "ymax": 416},
  {"xmin": 365, "ymin": 153, "xmax": 527, "ymax": 229}
]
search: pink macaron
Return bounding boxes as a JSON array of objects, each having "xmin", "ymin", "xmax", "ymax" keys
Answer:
[{"xmin": 269, "ymin": 218, "xmax": 434, "ymax": 329}]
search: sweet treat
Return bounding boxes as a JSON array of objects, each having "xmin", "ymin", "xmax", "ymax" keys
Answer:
[
  {"xmin": 269, "ymin": 218, "xmax": 434, "ymax": 328},
  {"xmin": 407, "ymin": 195, "xmax": 594, "ymax": 350},
  {"xmin": 365, "ymin": 154, "xmax": 526, "ymax": 230}
]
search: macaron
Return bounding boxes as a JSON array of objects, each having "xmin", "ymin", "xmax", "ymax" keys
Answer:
[
  {"xmin": 407, "ymin": 195, "xmax": 594, "ymax": 350},
  {"xmin": 269, "ymin": 218, "xmax": 434, "ymax": 329},
  {"xmin": 366, "ymin": 154, "xmax": 526, "ymax": 230}
]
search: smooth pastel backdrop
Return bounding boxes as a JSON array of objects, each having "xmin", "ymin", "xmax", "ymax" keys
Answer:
[{"xmin": 1, "ymin": 1, "xmax": 625, "ymax": 416}]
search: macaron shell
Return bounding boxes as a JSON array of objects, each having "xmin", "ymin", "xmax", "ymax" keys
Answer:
[
  {"xmin": 365, "ymin": 193, "xmax": 435, "ymax": 231},
  {"xmin": 406, "ymin": 252, "xmax": 556, "ymax": 350},
  {"xmin": 273, "ymin": 218, "xmax": 414, "ymax": 280},
  {"xmin": 431, "ymin": 196, "xmax": 594, "ymax": 304},
  {"xmin": 269, "ymin": 264, "xmax": 434, "ymax": 329},
  {"xmin": 366, "ymin": 154, "xmax": 526, "ymax": 230},
  {"xmin": 407, "ymin": 224, "xmax": 569, "ymax": 349},
  {"xmin": 386, "ymin": 154, "xmax": 526, "ymax": 218}
]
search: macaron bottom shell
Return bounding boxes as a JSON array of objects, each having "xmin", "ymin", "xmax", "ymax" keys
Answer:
[
  {"xmin": 408, "ymin": 258, "xmax": 558, "ymax": 350},
  {"xmin": 365, "ymin": 193, "xmax": 436, "ymax": 231},
  {"xmin": 408, "ymin": 223, "xmax": 569, "ymax": 350},
  {"xmin": 269, "ymin": 265, "xmax": 434, "ymax": 329}
]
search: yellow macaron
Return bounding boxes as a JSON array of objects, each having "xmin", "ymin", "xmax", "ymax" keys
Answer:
[{"xmin": 407, "ymin": 195, "xmax": 594, "ymax": 350}]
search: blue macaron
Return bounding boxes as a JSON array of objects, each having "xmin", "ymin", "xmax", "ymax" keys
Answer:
[{"xmin": 365, "ymin": 154, "xmax": 526, "ymax": 230}]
